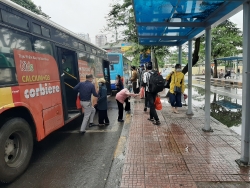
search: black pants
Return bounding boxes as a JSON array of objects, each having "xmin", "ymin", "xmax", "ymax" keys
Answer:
[
  {"xmin": 145, "ymin": 91, "xmax": 149, "ymax": 108},
  {"xmin": 98, "ymin": 110, "xmax": 109, "ymax": 124},
  {"xmin": 125, "ymin": 98, "xmax": 130, "ymax": 111},
  {"xmin": 147, "ymin": 92, "xmax": 159, "ymax": 121},
  {"xmin": 116, "ymin": 99, "xmax": 124, "ymax": 120},
  {"xmin": 132, "ymin": 82, "xmax": 137, "ymax": 93}
]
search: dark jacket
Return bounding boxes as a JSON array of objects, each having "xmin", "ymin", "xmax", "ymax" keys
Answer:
[{"xmin": 97, "ymin": 85, "xmax": 108, "ymax": 110}]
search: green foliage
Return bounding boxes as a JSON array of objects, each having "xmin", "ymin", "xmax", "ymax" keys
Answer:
[
  {"xmin": 167, "ymin": 50, "xmax": 188, "ymax": 65},
  {"xmin": 104, "ymin": 0, "xmax": 169, "ymax": 66},
  {"xmin": 10, "ymin": 0, "xmax": 49, "ymax": 18},
  {"xmin": 199, "ymin": 20, "xmax": 242, "ymax": 60}
]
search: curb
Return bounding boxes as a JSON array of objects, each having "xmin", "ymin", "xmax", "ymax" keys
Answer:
[{"xmin": 104, "ymin": 101, "xmax": 134, "ymax": 188}]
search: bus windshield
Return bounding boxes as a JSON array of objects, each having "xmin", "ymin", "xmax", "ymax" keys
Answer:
[{"xmin": 108, "ymin": 55, "xmax": 120, "ymax": 64}]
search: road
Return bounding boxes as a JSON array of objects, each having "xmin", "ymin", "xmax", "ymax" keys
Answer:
[{"xmin": 0, "ymin": 97, "xmax": 124, "ymax": 188}]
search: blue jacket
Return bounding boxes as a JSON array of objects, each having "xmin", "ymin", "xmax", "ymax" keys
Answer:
[{"xmin": 97, "ymin": 85, "xmax": 108, "ymax": 110}]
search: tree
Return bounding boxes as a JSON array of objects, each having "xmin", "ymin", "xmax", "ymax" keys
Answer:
[
  {"xmin": 10, "ymin": 0, "xmax": 49, "ymax": 18},
  {"xmin": 199, "ymin": 20, "xmax": 242, "ymax": 78},
  {"xmin": 104, "ymin": 0, "xmax": 169, "ymax": 69}
]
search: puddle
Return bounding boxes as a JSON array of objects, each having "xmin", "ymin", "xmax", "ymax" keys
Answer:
[{"xmin": 169, "ymin": 83, "xmax": 243, "ymax": 135}]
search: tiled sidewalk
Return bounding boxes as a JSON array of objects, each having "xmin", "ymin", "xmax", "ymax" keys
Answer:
[{"xmin": 120, "ymin": 98, "xmax": 250, "ymax": 188}]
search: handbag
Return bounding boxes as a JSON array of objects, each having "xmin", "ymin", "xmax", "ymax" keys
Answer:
[
  {"xmin": 174, "ymin": 86, "xmax": 182, "ymax": 93},
  {"xmin": 154, "ymin": 96, "xmax": 162, "ymax": 110}
]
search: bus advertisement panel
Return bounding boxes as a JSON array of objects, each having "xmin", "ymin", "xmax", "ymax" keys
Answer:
[{"xmin": 13, "ymin": 49, "xmax": 64, "ymax": 136}]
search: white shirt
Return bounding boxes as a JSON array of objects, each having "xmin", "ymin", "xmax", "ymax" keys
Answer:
[{"xmin": 143, "ymin": 70, "xmax": 152, "ymax": 92}]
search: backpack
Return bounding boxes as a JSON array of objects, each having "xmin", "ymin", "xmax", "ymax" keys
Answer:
[{"xmin": 148, "ymin": 71, "xmax": 165, "ymax": 93}]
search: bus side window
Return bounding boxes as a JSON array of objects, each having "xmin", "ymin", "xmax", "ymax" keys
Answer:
[
  {"xmin": 0, "ymin": 27, "xmax": 32, "ymax": 85},
  {"xmin": 34, "ymin": 39, "xmax": 53, "ymax": 56},
  {"xmin": 110, "ymin": 64, "xmax": 114, "ymax": 71}
]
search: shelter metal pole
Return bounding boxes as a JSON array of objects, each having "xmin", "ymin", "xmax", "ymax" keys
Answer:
[
  {"xmin": 151, "ymin": 46, "xmax": 155, "ymax": 68},
  {"xmin": 178, "ymin": 46, "xmax": 182, "ymax": 64},
  {"xmin": 202, "ymin": 27, "xmax": 213, "ymax": 132},
  {"xmin": 187, "ymin": 40, "xmax": 193, "ymax": 115},
  {"xmin": 239, "ymin": 1, "xmax": 250, "ymax": 165}
]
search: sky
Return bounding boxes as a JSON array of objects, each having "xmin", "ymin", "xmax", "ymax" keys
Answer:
[{"xmin": 32, "ymin": 0, "xmax": 243, "ymax": 45}]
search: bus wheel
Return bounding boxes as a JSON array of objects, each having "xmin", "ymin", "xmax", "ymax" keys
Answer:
[{"xmin": 0, "ymin": 118, "xmax": 33, "ymax": 183}]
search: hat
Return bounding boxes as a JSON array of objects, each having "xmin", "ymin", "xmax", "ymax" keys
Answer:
[
  {"xmin": 140, "ymin": 64, "xmax": 144, "ymax": 67},
  {"xmin": 98, "ymin": 78, "xmax": 106, "ymax": 83}
]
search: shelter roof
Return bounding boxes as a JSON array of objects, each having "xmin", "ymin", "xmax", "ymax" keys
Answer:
[{"xmin": 132, "ymin": 0, "xmax": 246, "ymax": 46}]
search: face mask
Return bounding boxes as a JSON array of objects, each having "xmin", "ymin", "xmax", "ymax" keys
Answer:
[
  {"xmin": 176, "ymin": 68, "xmax": 182, "ymax": 72},
  {"xmin": 98, "ymin": 83, "xmax": 102, "ymax": 86}
]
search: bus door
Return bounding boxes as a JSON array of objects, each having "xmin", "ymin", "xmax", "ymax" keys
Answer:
[
  {"xmin": 56, "ymin": 47, "xmax": 80, "ymax": 121},
  {"xmin": 102, "ymin": 60, "xmax": 111, "ymax": 95}
]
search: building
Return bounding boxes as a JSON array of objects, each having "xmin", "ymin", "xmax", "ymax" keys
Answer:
[
  {"xmin": 95, "ymin": 34, "xmax": 107, "ymax": 47},
  {"xmin": 77, "ymin": 33, "xmax": 91, "ymax": 42}
]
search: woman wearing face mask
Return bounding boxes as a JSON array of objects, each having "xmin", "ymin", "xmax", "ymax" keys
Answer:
[
  {"xmin": 97, "ymin": 78, "xmax": 109, "ymax": 126},
  {"xmin": 166, "ymin": 64, "xmax": 185, "ymax": 114}
]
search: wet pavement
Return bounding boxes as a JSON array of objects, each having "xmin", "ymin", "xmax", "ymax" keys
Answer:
[
  {"xmin": 1, "ymin": 76, "xmax": 248, "ymax": 188},
  {"xmin": 0, "ymin": 97, "xmax": 125, "ymax": 188},
  {"xmin": 119, "ymin": 96, "xmax": 250, "ymax": 188}
]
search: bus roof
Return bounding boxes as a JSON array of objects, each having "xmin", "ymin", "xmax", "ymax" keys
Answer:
[{"xmin": 1, "ymin": 0, "xmax": 106, "ymax": 53}]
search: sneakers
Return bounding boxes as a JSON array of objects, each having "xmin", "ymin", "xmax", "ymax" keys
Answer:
[
  {"xmin": 153, "ymin": 120, "xmax": 161, "ymax": 125},
  {"xmin": 89, "ymin": 123, "xmax": 97, "ymax": 127},
  {"xmin": 144, "ymin": 107, "xmax": 147, "ymax": 112},
  {"xmin": 98, "ymin": 124, "xmax": 105, "ymax": 127},
  {"xmin": 147, "ymin": 118, "xmax": 154, "ymax": 122},
  {"xmin": 105, "ymin": 123, "xmax": 110, "ymax": 126},
  {"xmin": 118, "ymin": 119, "xmax": 124, "ymax": 122}
]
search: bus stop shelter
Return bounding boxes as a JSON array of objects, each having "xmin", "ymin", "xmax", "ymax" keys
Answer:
[
  {"xmin": 216, "ymin": 56, "xmax": 243, "ymax": 77},
  {"xmin": 132, "ymin": 0, "xmax": 250, "ymax": 165}
]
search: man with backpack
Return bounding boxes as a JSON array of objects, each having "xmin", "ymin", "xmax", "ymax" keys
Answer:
[{"xmin": 143, "ymin": 62, "xmax": 164, "ymax": 125}]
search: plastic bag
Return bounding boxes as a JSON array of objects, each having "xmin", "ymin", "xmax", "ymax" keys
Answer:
[
  {"xmin": 154, "ymin": 96, "xmax": 162, "ymax": 110},
  {"xmin": 76, "ymin": 95, "xmax": 81, "ymax": 109},
  {"xmin": 139, "ymin": 87, "xmax": 145, "ymax": 99}
]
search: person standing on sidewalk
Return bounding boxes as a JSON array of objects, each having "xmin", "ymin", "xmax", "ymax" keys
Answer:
[
  {"xmin": 115, "ymin": 85, "xmax": 139, "ymax": 122},
  {"xmin": 143, "ymin": 66, "xmax": 149, "ymax": 111},
  {"xmin": 97, "ymin": 78, "xmax": 109, "ymax": 127},
  {"xmin": 74, "ymin": 74, "xmax": 98, "ymax": 134},
  {"xmin": 130, "ymin": 66, "xmax": 138, "ymax": 93},
  {"xmin": 143, "ymin": 62, "xmax": 161, "ymax": 125},
  {"xmin": 166, "ymin": 64, "xmax": 185, "ymax": 114}
]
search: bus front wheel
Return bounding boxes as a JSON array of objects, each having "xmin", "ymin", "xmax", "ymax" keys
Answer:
[{"xmin": 0, "ymin": 118, "xmax": 33, "ymax": 183}]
